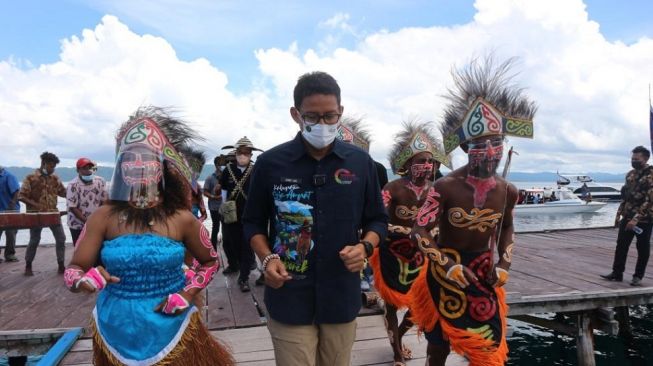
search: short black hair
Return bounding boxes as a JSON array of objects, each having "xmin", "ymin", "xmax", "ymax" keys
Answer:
[
  {"xmin": 214, "ymin": 155, "xmax": 226, "ymax": 166},
  {"xmin": 293, "ymin": 71, "xmax": 341, "ymax": 109},
  {"xmin": 632, "ymin": 145, "xmax": 651, "ymax": 159},
  {"xmin": 40, "ymin": 151, "xmax": 60, "ymax": 164}
]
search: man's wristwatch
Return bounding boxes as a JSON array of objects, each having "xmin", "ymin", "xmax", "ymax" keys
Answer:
[{"xmin": 360, "ymin": 240, "xmax": 374, "ymax": 258}]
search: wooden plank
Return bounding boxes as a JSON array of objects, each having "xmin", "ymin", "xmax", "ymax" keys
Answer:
[
  {"xmin": 58, "ymin": 314, "xmax": 470, "ymax": 365},
  {"xmin": 227, "ymin": 272, "xmax": 266, "ymax": 328},
  {"xmin": 60, "ymin": 349, "xmax": 93, "ymax": 365},
  {"xmin": 206, "ymin": 287, "xmax": 235, "ymax": 329}
]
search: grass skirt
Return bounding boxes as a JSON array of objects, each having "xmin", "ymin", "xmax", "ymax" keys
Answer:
[{"xmin": 92, "ymin": 311, "xmax": 235, "ymax": 366}]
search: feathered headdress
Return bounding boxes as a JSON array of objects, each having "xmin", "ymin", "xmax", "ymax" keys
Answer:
[
  {"xmin": 388, "ymin": 120, "xmax": 451, "ymax": 175},
  {"xmin": 115, "ymin": 106, "xmax": 201, "ymax": 184},
  {"xmin": 442, "ymin": 56, "xmax": 537, "ymax": 154},
  {"xmin": 181, "ymin": 147, "xmax": 206, "ymax": 175},
  {"xmin": 337, "ymin": 116, "xmax": 371, "ymax": 152}
]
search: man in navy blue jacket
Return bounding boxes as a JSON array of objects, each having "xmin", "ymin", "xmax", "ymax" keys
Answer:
[{"xmin": 243, "ymin": 71, "xmax": 387, "ymax": 366}]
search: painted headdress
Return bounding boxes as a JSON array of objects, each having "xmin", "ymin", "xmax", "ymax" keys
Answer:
[
  {"xmin": 442, "ymin": 56, "xmax": 537, "ymax": 154},
  {"xmin": 221, "ymin": 136, "xmax": 263, "ymax": 152},
  {"xmin": 110, "ymin": 106, "xmax": 199, "ymax": 208},
  {"xmin": 336, "ymin": 116, "xmax": 371, "ymax": 152},
  {"xmin": 389, "ymin": 120, "xmax": 451, "ymax": 175}
]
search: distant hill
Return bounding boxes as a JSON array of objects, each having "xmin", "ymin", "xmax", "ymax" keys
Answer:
[
  {"xmin": 3, "ymin": 166, "xmax": 626, "ymax": 184},
  {"xmin": 506, "ymin": 171, "xmax": 625, "ymax": 183},
  {"xmin": 4, "ymin": 165, "xmax": 220, "ymax": 182}
]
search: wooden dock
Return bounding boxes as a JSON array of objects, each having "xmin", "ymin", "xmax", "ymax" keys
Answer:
[{"xmin": 1, "ymin": 227, "xmax": 652, "ymax": 365}]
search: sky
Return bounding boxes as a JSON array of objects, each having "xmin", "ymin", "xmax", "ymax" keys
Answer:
[{"xmin": 1, "ymin": 0, "xmax": 653, "ymax": 174}]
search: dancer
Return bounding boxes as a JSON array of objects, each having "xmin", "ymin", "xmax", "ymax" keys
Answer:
[
  {"xmin": 64, "ymin": 106, "xmax": 234, "ymax": 366},
  {"xmin": 410, "ymin": 57, "xmax": 536, "ymax": 366},
  {"xmin": 370, "ymin": 121, "xmax": 450, "ymax": 365}
]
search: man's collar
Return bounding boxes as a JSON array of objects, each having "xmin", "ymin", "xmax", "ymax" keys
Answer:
[{"xmin": 288, "ymin": 132, "xmax": 350, "ymax": 161}]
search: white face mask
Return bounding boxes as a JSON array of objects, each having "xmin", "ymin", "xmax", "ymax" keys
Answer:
[
  {"xmin": 236, "ymin": 154, "xmax": 251, "ymax": 167},
  {"xmin": 302, "ymin": 123, "xmax": 338, "ymax": 149}
]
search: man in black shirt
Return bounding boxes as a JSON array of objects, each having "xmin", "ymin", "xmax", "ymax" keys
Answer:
[
  {"xmin": 243, "ymin": 72, "xmax": 387, "ymax": 365},
  {"xmin": 602, "ymin": 145, "xmax": 653, "ymax": 286},
  {"xmin": 220, "ymin": 137, "xmax": 262, "ymax": 292}
]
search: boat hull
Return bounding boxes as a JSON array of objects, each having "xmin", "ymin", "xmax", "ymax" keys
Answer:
[{"xmin": 515, "ymin": 202, "xmax": 606, "ymax": 215}]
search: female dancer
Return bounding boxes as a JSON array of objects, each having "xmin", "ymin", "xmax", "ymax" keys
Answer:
[{"xmin": 64, "ymin": 106, "xmax": 234, "ymax": 365}]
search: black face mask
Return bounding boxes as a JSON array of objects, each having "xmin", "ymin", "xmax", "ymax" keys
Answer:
[{"xmin": 632, "ymin": 161, "xmax": 644, "ymax": 170}]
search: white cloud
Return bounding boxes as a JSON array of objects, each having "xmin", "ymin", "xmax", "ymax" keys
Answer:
[
  {"xmin": 256, "ymin": 0, "xmax": 653, "ymax": 173},
  {"xmin": 2, "ymin": 0, "xmax": 653, "ymax": 176},
  {"xmin": 0, "ymin": 15, "xmax": 293, "ymax": 168}
]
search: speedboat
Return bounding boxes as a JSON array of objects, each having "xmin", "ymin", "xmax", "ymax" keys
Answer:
[
  {"xmin": 556, "ymin": 173, "xmax": 621, "ymax": 201},
  {"xmin": 514, "ymin": 187, "xmax": 606, "ymax": 215}
]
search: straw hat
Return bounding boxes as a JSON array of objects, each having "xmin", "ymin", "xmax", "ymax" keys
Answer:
[{"xmin": 221, "ymin": 136, "xmax": 263, "ymax": 152}]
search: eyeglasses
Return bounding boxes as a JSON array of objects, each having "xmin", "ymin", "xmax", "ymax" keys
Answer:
[{"xmin": 300, "ymin": 112, "xmax": 342, "ymax": 126}]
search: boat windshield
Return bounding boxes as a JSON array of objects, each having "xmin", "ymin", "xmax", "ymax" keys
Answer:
[{"xmin": 558, "ymin": 190, "xmax": 576, "ymax": 200}]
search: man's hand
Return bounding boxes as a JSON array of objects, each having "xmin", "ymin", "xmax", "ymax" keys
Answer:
[
  {"xmin": 339, "ymin": 244, "xmax": 366, "ymax": 272},
  {"xmin": 626, "ymin": 219, "xmax": 638, "ymax": 231},
  {"xmin": 488, "ymin": 267, "xmax": 509, "ymax": 288},
  {"xmin": 445, "ymin": 264, "xmax": 478, "ymax": 289},
  {"xmin": 264, "ymin": 259, "xmax": 292, "ymax": 289}
]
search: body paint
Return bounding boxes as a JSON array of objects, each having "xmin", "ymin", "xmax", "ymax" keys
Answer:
[
  {"xmin": 465, "ymin": 175, "xmax": 497, "ymax": 208},
  {"xmin": 415, "ymin": 187, "xmax": 440, "ymax": 227},
  {"xmin": 448, "ymin": 207, "xmax": 502, "ymax": 232},
  {"xmin": 184, "ymin": 224, "xmax": 219, "ymax": 292}
]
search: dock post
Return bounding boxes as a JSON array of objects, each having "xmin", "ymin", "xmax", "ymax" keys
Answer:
[
  {"xmin": 576, "ymin": 312, "xmax": 596, "ymax": 366},
  {"xmin": 614, "ymin": 306, "xmax": 632, "ymax": 338}
]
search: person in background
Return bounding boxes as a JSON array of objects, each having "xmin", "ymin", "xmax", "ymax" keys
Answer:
[
  {"xmin": 336, "ymin": 116, "xmax": 387, "ymax": 292},
  {"xmin": 243, "ymin": 71, "xmax": 387, "ymax": 366},
  {"xmin": 373, "ymin": 120, "xmax": 450, "ymax": 365},
  {"xmin": 220, "ymin": 137, "xmax": 262, "ymax": 292},
  {"xmin": 580, "ymin": 183, "xmax": 592, "ymax": 202},
  {"xmin": 533, "ymin": 193, "xmax": 541, "ymax": 204},
  {"xmin": 204, "ymin": 155, "xmax": 226, "ymax": 250},
  {"xmin": 0, "ymin": 165, "xmax": 20, "ymax": 262},
  {"xmin": 601, "ymin": 145, "xmax": 653, "ymax": 286},
  {"xmin": 66, "ymin": 158, "xmax": 108, "ymax": 246},
  {"xmin": 184, "ymin": 148, "xmax": 208, "ymax": 221},
  {"xmin": 19, "ymin": 151, "xmax": 67, "ymax": 275}
]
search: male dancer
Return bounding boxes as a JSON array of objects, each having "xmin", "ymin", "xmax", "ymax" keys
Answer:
[
  {"xmin": 370, "ymin": 121, "xmax": 450, "ymax": 365},
  {"xmin": 410, "ymin": 57, "xmax": 537, "ymax": 365}
]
